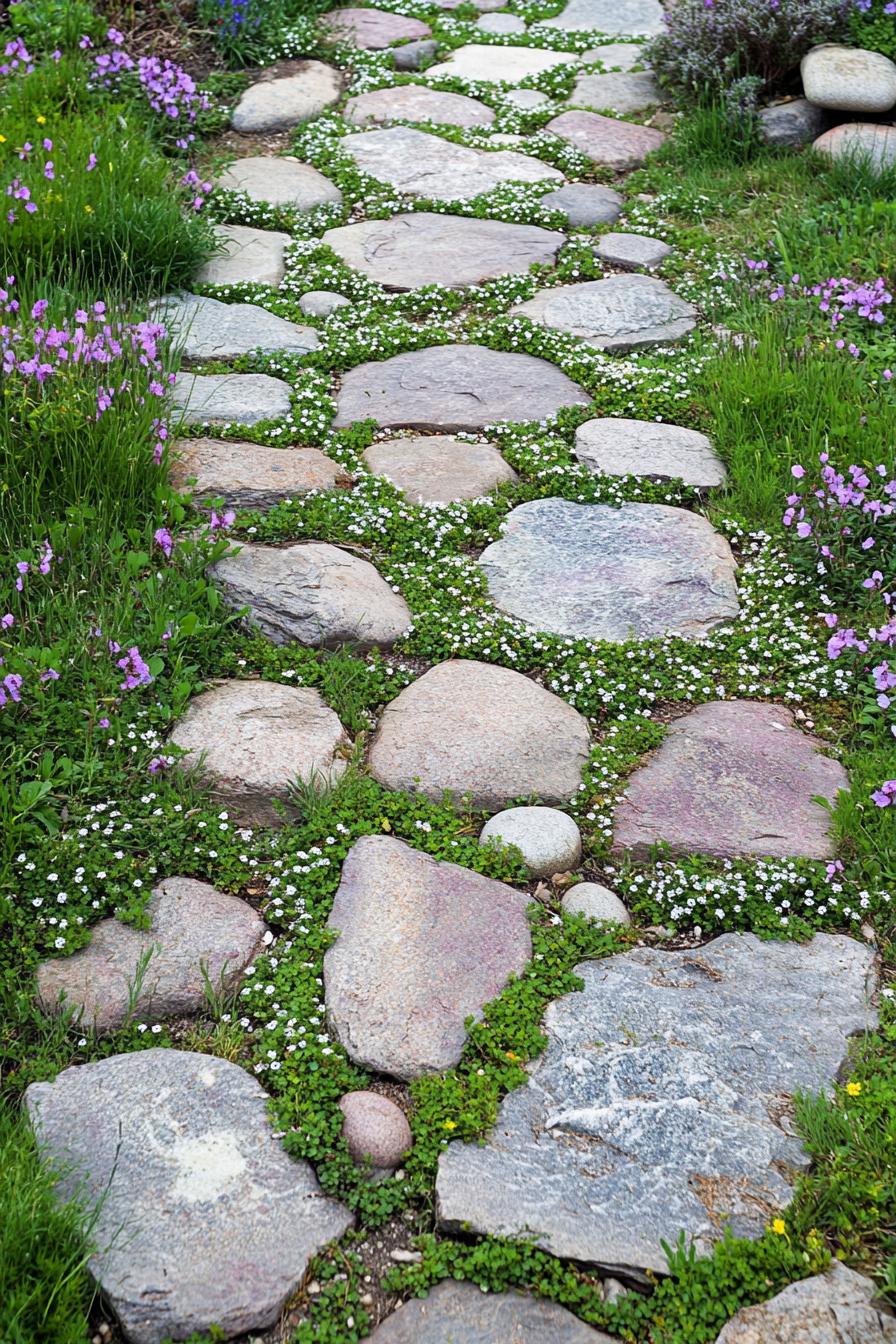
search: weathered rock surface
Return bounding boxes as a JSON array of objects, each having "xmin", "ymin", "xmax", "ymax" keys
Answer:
[
  {"xmin": 814, "ymin": 122, "xmax": 896, "ymax": 173},
  {"xmin": 426, "ymin": 43, "xmax": 578, "ymax": 84},
  {"xmin": 27, "ymin": 1050, "xmax": 353, "ymax": 1344},
  {"xmin": 299, "ymin": 290, "xmax": 351, "ymax": 317},
  {"xmin": 547, "ymin": 110, "xmax": 665, "ymax": 168},
  {"xmin": 363, "ymin": 435, "xmax": 517, "ymax": 503},
  {"xmin": 323, "ymin": 213, "xmax": 564, "ymax": 290},
  {"xmin": 435, "ymin": 0, "xmax": 506, "ymax": 9},
  {"xmin": 801, "ymin": 44, "xmax": 896, "ymax": 114},
  {"xmin": 157, "ymin": 294, "xmax": 318, "ymax": 360},
  {"xmin": 215, "ymin": 156, "xmax": 342, "ymax": 210},
  {"xmin": 540, "ymin": 181, "xmax": 623, "ymax": 227},
  {"xmin": 195, "ymin": 224, "xmax": 292, "ymax": 288},
  {"xmin": 391, "ymin": 38, "xmax": 438, "ymax": 71},
  {"xmin": 480, "ymin": 806, "xmax": 582, "ymax": 878},
  {"xmin": 573, "ymin": 70, "xmax": 660, "ymax": 114},
  {"xmin": 477, "ymin": 11, "xmax": 527, "ymax": 33},
  {"xmin": 583, "ymin": 42, "xmax": 648, "ymax": 71},
  {"xmin": 334, "ymin": 345, "xmax": 590, "ymax": 431},
  {"xmin": 612, "ymin": 701, "xmax": 849, "ymax": 861},
  {"xmin": 758, "ymin": 98, "xmax": 829, "ymax": 147},
  {"xmin": 325, "ymin": 6, "xmax": 432, "ymax": 48},
  {"xmin": 562, "ymin": 882, "xmax": 630, "ymax": 924},
  {"xmin": 342, "ymin": 125, "xmax": 562, "ymax": 200},
  {"xmin": 542, "ymin": 0, "xmax": 664, "ymax": 34},
  {"xmin": 504, "ymin": 87, "xmax": 551, "ymax": 109},
  {"xmin": 324, "ymin": 836, "xmax": 532, "ymax": 1078},
  {"xmin": 436, "ymin": 933, "xmax": 878, "ymax": 1275},
  {"xmin": 512, "ymin": 274, "xmax": 697, "ymax": 350},
  {"xmin": 231, "ymin": 62, "xmax": 342, "ymax": 132},
  {"xmin": 368, "ymin": 1281, "xmax": 612, "ymax": 1342},
  {"xmin": 169, "ymin": 680, "xmax": 349, "ymax": 827},
  {"xmin": 211, "ymin": 542, "xmax": 411, "ymax": 650},
  {"xmin": 171, "ymin": 373, "xmax": 292, "ymax": 427},
  {"xmin": 715, "ymin": 1262, "xmax": 896, "ymax": 1343},
  {"xmin": 574, "ymin": 417, "xmax": 726, "ymax": 488},
  {"xmin": 339, "ymin": 1091, "xmax": 412, "ymax": 1171},
  {"xmin": 593, "ymin": 231, "xmax": 671, "ymax": 271},
  {"xmin": 344, "ymin": 84, "xmax": 495, "ymax": 128},
  {"xmin": 170, "ymin": 438, "xmax": 342, "ymax": 510},
  {"xmin": 368, "ymin": 659, "xmax": 590, "ymax": 810},
  {"xmin": 479, "ymin": 499, "xmax": 739, "ymax": 641},
  {"xmin": 37, "ymin": 879, "xmax": 265, "ymax": 1033}
]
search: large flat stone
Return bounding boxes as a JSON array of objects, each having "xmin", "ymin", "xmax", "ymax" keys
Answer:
[
  {"xmin": 574, "ymin": 417, "xmax": 726, "ymax": 488},
  {"xmin": 573, "ymin": 70, "xmax": 660, "ymax": 113},
  {"xmin": 582, "ymin": 42, "xmax": 649, "ymax": 71},
  {"xmin": 171, "ymin": 373, "xmax": 292, "ymax": 427},
  {"xmin": 512, "ymin": 274, "xmax": 696, "ymax": 350},
  {"xmin": 612, "ymin": 701, "xmax": 849, "ymax": 861},
  {"xmin": 801, "ymin": 44, "xmax": 896, "ymax": 114},
  {"xmin": 324, "ymin": 836, "xmax": 532, "ymax": 1079},
  {"xmin": 215, "ymin": 156, "xmax": 342, "ymax": 210},
  {"xmin": 547, "ymin": 109, "xmax": 666, "ymax": 168},
  {"xmin": 195, "ymin": 224, "xmax": 292, "ymax": 288},
  {"xmin": 334, "ymin": 345, "xmax": 590, "ymax": 431},
  {"xmin": 37, "ymin": 879, "xmax": 265, "ymax": 1033},
  {"xmin": 157, "ymin": 293, "xmax": 318, "ymax": 360},
  {"xmin": 540, "ymin": 181, "xmax": 623, "ymax": 227},
  {"xmin": 368, "ymin": 1281, "xmax": 612, "ymax": 1342},
  {"xmin": 170, "ymin": 438, "xmax": 342, "ymax": 510},
  {"xmin": 479, "ymin": 499, "xmax": 739, "ymax": 641},
  {"xmin": 325, "ymin": 7, "xmax": 432, "ymax": 48},
  {"xmin": 368, "ymin": 659, "xmax": 590, "ymax": 810},
  {"xmin": 169, "ymin": 679, "xmax": 349, "ymax": 827},
  {"xmin": 542, "ymin": 0, "xmax": 664, "ymax": 33},
  {"xmin": 363, "ymin": 435, "xmax": 517, "ymax": 503},
  {"xmin": 231, "ymin": 62, "xmax": 342, "ymax": 132},
  {"xmin": 593, "ymin": 231, "xmax": 671, "ymax": 271},
  {"xmin": 814, "ymin": 122, "xmax": 896, "ymax": 173},
  {"xmin": 436, "ymin": 933, "xmax": 878, "ymax": 1276},
  {"xmin": 478, "ymin": 12, "xmax": 527, "ymax": 34},
  {"xmin": 27, "ymin": 1050, "xmax": 353, "ymax": 1344},
  {"xmin": 211, "ymin": 542, "xmax": 411, "ymax": 650},
  {"xmin": 715, "ymin": 1262, "xmax": 896, "ymax": 1343},
  {"xmin": 426, "ymin": 43, "xmax": 579, "ymax": 85},
  {"xmin": 342, "ymin": 125, "xmax": 562, "ymax": 201},
  {"xmin": 323, "ymin": 213, "xmax": 564, "ymax": 290},
  {"xmin": 344, "ymin": 84, "xmax": 495, "ymax": 129}
]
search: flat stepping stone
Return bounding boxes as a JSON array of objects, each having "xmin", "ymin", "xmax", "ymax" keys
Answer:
[
  {"xmin": 368, "ymin": 1281, "xmax": 612, "ymax": 1342},
  {"xmin": 612, "ymin": 701, "xmax": 849, "ymax": 862},
  {"xmin": 215, "ymin": 155, "xmax": 342, "ymax": 210},
  {"xmin": 195, "ymin": 223, "xmax": 292, "ymax": 288},
  {"xmin": 27, "ymin": 1050, "xmax": 353, "ymax": 1343},
  {"xmin": 593, "ymin": 231, "xmax": 671, "ymax": 271},
  {"xmin": 801, "ymin": 43, "xmax": 896, "ymax": 114},
  {"xmin": 427, "ymin": 44, "xmax": 578, "ymax": 84},
  {"xmin": 170, "ymin": 438, "xmax": 342, "ymax": 510},
  {"xmin": 231, "ymin": 61, "xmax": 342, "ymax": 132},
  {"xmin": 436, "ymin": 932, "xmax": 878, "ymax": 1275},
  {"xmin": 511, "ymin": 274, "xmax": 697, "ymax": 351},
  {"xmin": 814, "ymin": 122, "xmax": 896, "ymax": 173},
  {"xmin": 504, "ymin": 87, "xmax": 551, "ymax": 109},
  {"xmin": 169, "ymin": 679, "xmax": 349, "ymax": 827},
  {"xmin": 480, "ymin": 805, "xmax": 581, "ymax": 878},
  {"xmin": 342, "ymin": 125, "xmax": 562, "ymax": 201},
  {"xmin": 334, "ymin": 344, "xmax": 589, "ymax": 431},
  {"xmin": 547, "ymin": 109, "xmax": 665, "ymax": 168},
  {"xmin": 324, "ymin": 836, "xmax": 531, "ymax": 1079},
  {"xmin": 479, "ymin": 498, "xmax": 739, "ymax": 641},
  {"xmin": 344, "ymin": 84, "xmax": 495, "ymax": 129},
  {"xmin": 324, "ymin": 6, "xmax": 431, "ymax": 48},
  {"xmin": 573, "ymin": 70, "xmax": 660, "ymax": 113},
  {"xmin": 37, "ymin": 878, "xmax": 265, "ymax": 1033},
  {"xmin": 435, "ymin": 0, "xmax": 505, "ymax": 8},
  {"xmin": 574, "ymin": 417, "xmax": 726, "ymax": 488},
  {"xmin": 363, "ymin": 435, "xmax": 517, "ymax": 503},
  {"xmin": 157, "ymin": 293, "xmax": 318, "ymax": 360},
  {"xmin": 477, "ymin": 11, "xmax": 526, "ymax": 33},
  {"xmin": 211, "ymin": 541, "xmax": 411, "ymax": 650},
  {"xmin": 368, "ymin": 659, "xmax": 590, "ymax": 810},
  {"xmin": 542, "ymin": 0, "xmax": 664, "ymax": 33},
  {"xmin": 541, "ymin": 181, "xmax": 623, "ymax": 227},
  {"xmin": 171, "ymin": 373, "xmax": 291, "ymax": 427},
  {"xmin": 322, "ymin": 212, "xmax": 565, "ymax": 290},
  {"xmin": 717, "ymin": 1263, "xmax": 896, "ymax": 1344},
  {"xmin": 583, "ymin": 42, "xmax": 648, "ymax": 71}
]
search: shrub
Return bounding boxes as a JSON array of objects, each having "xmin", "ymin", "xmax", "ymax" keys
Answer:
[{"xmin": 850, "ymin": 0, "xmax": 896, "ymax": 61}]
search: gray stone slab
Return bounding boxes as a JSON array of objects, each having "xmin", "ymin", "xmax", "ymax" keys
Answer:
[
  {"xmin": 231, "ymin": 61, "xmax": 342, "ymax": 132},
  {"xmin": 342, "ymin": 125, "xmax": 562, "ymax": 200},
  {"xmin": 368, "ymin": 658, "xmax": 591, "ymax": 810},
  {"xmin": 504, "ymin": 87, "xmax": 552, "ymax": 109},
  {"xmin": 195, "ymin": 223, "xmax": 292, "ymax": 288},
  {"xmin": 477, "ymin": 11, "xmax": 526, "ymax": 33},
  {"xmin": 611, "ymin": 701, "xmax": 849, "ymax": 861},
  {"xmin": 369, "ymin": 1281, "xmax": 612, "ymax": 1342},
  {"xmin": 593, "ymin": 231, "xmax": 671, "ymax": 270},
  {"xmin": 426, "ymin": 43, "xmax": 578, "ymax": 84},
  {"xmin": 37, "ymin": 878, "xmax": 265, "ymax": 1033},
  {"xmin": 479, "ymin": 498, "xmax": 739, "ymax": 641},
  {"xmin": 27, "ymin": 1050, "xmax": 353, "ymax": 1344},
  {"xmin": 324, "ymin": 836, "xmax": 532, "ymax": 1079},
  {"xmin": 435, "ymin": 0, "xmax": 506, "ymax": 8},
  {"xmin": 170, "ymin": 438, "xmax": 342, "ymax": 510},
  {"xmin": 574, "ymin": 417, "xmax": 725, "ymax": 488},
  {"xmin": 299, "ymin": 290, "xmax": 351, "ymax": 317},
  {"xmin": 541, "ymin": 0, "xmax": 664, "ymax": 34},
  {"xmin": 392, "ymin": 38, "xmax": 439, "ymax": 71},
  {"xmin": 814, "ymin": 122, "xmax": 896, "ymax": 173},
  {"xmin": 334, "ymin": 344, "xmax": 590, "ymax": 431},
  {"xmin": 582, "ymin": 42, "xmax": 649, "ymax": 71},
  {"xmin": 169, "ymin": 679, "xmax": 349, "ymax": 827},
  {"xmin": 512, "ymin": 274, "xmax": 697, "ymax": 350},
  {"xmin": 759, "ymin": 98, "xmax": 829, "ymax": 147},
  {"xmin": 801, "ymin": 43, "xmax": 896, "ymax": 114},
  {"xmin": 364, "ymin": 435, "xmax": 517, "ymax": 503},
  {"xmin": 323, "ymin": 213, "xmax": 564, "ymax": 290},
  {"xmin": 171, "ymin": 373, "xmax": 292, "ymax": 427},
  {"xmin": 436, "ymin": 933, "xmax": 878, "ymax": 1275},
  {"xmin": 573, "ymin": 70, "xmax": 660, "ymax": 113},
  {"xmin": 547, "ymin": 109, "xmax": 666, "ymax": 168},
  {"xmin": 344, "ymin": 84, "xmax": 495, "ymax": 128},
  {"xmin": 540, "ymin": 181, "xmax": 623, "ymax": 227},
  {"xmin": 157, "ymin": 294, "xmax": 317, "ymax": 360},
  {"xmin": 715, "ymin": 1262, "xmax": 896, "ymax": 1343},
  {"xmin": 215, "ymin": 156, "xmax": 342, "ymax": 210},
  {"xmin": 325, "ymin": 6, "xmax": 431, "ymax": 48}
]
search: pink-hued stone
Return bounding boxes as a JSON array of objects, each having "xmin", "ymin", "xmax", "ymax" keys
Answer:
[
  {"xmin": 547, "ymin": 110, "xmax": 665, "ymax": 169},
  {"xmin": 325, "ymin": 7, "xmax": 431, "ymax": 49},
  {"xmin": 339, "ymin": 1091, "xmax": 412, "ymax": 1169},
  {"xmin": 813, "ymin": 122, "xmax": 896, "ymax": 174}
]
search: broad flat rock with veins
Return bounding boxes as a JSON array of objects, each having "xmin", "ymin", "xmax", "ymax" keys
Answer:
[
  {"xmin": 324, "ymin": 6, "xmax": 432, "ymax": 49},
  {"xmin": 155, "ymin": 293, "xmax": 318, "ymax": 360},
  {"xmin": 214, "ymin": 156, "xmax": 342, "ymax": 210},
  {"xmin": 322, "ymin": 213, "xmax": 565, "ymax": 290},
  {"xmin": 426, "ymin": 42, "xmax": 579, "ymax": 83},
  {"xmin": 611, "ymin": 700, "xmax": 850, "ymax": 861},
  {"xmin": 334, "ymin": 344, "xmax": 590, "ymax": 431},
  {"xmin": 574, "ymin": 417, "xmax": 726, "ymax": 488},
  {"xmin": 512, "ymin": 274, "xmax": 697, "ymax": 350},
  {"xmin": 436, "ymin": 932, "xmax": 878, "ymax": 1277},
  {"xmin": 542, "ymin": 0, "xmax": 665, "ymax": 33},
  {"xmin": 230, "ymin": 61, "xmax": 342, "ymax": 132},
  {"xmin": 547, "ymin": 109, "xmax": 666, "ymax": 168},
  {"xmin": 343, "ymin": 84, "xmax": 496, "ymax": 129},
  {"xmin": 479, "ymin": 498, "xmax": 739, "ymax": 641},
  {"xmin": 342, "ymin": 125, "xmax": 562, "ymax": 200},
  {"xmin": 367, "ymin": 1281, "xmax": 614, "ymax": 1342},
  {"xmin": 716, "ymin": 1263, "xmax": 896, "ymax": 1343}
]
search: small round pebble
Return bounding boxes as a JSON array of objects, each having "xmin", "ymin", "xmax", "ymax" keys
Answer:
[
  {"xmin": 339, "ymin": 1091, "xmax": 412, "ymax": 1170},
  {"xmin": 299, "ymin": 290, "xmax": 351, "ymax": 318},
  {"xmin": 479, "ymin": 806, "xmax": 582, "ymax": 878},
  {"xmin": 562, "ymin": 882, "xmax": 631, "ymax": 925}
]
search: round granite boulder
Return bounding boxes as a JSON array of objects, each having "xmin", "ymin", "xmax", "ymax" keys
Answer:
[
  {"xmin": 814, "ymin": 123, "xmax": 896, "ymax": 173},
  {"xmin": 231, "ymin": 62, "xmax": 342, "ymax": 132},
  {"xmin": 339, "ymin": 1091, "xmax": 412, "ymax": 1171},
  {"xmin": 562, "ymin": 882, "xmax": 631, "ymax": 925},
  {"xmin": 511, "ymin": 274, "xmax": 697, "ymax": 351},
  {"xmin": 480, "ymin": 806, "xmax": 582, "ymax": 877},
  {"xmin": 801, "ymin": 44, "xmax": 896, "ymax": 114}
]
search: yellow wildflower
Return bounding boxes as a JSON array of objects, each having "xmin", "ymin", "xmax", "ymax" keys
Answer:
[
  {"xmin": 771, "ymin": 1219, "xmax": 786, "ymax": 1236},
  {"xmin": 443, "ymin": 1120, "xmax": 457, "ymax": 1131},
  {"xmin": 0, "ymin": 135, "xmax": 6, "ymax": 144},
  {"xmin": 36, "ymin": 115, "xmax": 46, "ymax": 125},
  {"xmin": 846, "ymin": 1081, "xmax": 862, "ymax": 1097}
]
